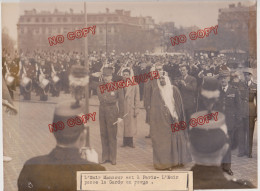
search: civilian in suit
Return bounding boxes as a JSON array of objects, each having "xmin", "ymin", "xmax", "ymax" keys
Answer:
[{"xmin": 174, "ymin": 64, "xmax": 197, "ymax": 124}]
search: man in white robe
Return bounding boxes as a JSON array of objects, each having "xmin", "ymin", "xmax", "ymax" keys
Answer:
[{"xmin": 149, "ymin": 72, "xmax": 191, "ymax": 170}]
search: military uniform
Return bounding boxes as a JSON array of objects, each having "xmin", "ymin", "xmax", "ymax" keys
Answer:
[
  {"xmin": 18, "ymin": 147, "xmax": 105, "ymax": 191},
  {"xmin": 189, "ymin": 77, "xmax": 254, "ymax": 189},
  {"xmin": 5, "ymin": 59, "xmax": 20, "ymax": 99},
  {"xmin": 61, "ymin": 59, "xmax": 70, "ymax": 93},
  {"xmin": 18, "ymin": 100, "xmax": 105, "ymax": 191},
  {"xmin": 38, "ymin": 61, "xmax": 52, "ymax": 101},
  {"xmin": 50, "ymin": 60, "xmax": 63, "ymax": 97},
  {"xmin": 20, "ymin": 60, "xmax": 36, "ymax": 100},
  {"xmin": 238, "ymin": 79, "xmax": 257, "ymax": 157},
  {"xmin": 97, "ymin": 71, "xmax": 124, "ymax": 164},
  {"xmin": 215, "ymin": 83, "xmax": 240, "ymax": 173}
]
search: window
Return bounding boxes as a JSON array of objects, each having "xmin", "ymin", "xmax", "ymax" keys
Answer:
[
  {"xmin": 42, "ymin": 28, "xmax": 46, "ymax": 34},
  {"xmin": 42, "ymin": 18, "xmax": 45, "ymax": 22},
  {"xmin": 63, "ymin": 18, "xmax": 67, "ymax": 22},
  {"xmin": 48, "ymin": 18, "xmax": 52, "ymax": 22},
  {"xmin": 27, "ymin": 18, "xmax": 31, "ymax": 22},
  {"xmin": 57, "ymin": 17, "xmax": 61, "ymax": 22},
  {"xmin": 35, "ymin": 18, "xmax": 39, "ymax": 22},
  {"xmin": 21, "ymin": 27, "xmax": 24, "ymax": 34}
]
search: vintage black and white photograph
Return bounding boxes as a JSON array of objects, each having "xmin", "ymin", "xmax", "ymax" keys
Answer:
[{"xmin": 2, "ymin": 0, "xmax": 257, "ymax": 190}]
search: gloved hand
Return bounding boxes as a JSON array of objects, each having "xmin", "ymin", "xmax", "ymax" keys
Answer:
[{"xmin": 80, "ymin": 147, "xmax": 99, "ymax": 163}]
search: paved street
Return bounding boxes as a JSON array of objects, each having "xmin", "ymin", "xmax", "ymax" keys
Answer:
[{"xmin": 3, "ymin": 92, "xmax": 258, "ymax": 190}]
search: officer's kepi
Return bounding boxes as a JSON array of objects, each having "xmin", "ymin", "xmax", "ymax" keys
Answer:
[
  {"xmin": 189, "ymin": 111, "xmax": 229, "ymax": 154},
  {"xmin": 51, "ymin": 101, "xmax": 86, "ymax": 144}
]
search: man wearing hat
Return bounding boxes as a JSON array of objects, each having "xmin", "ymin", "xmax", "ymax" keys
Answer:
[
  {"xmin": 97, "ymin": 67, "xmax": 124, "ymax": 165},
  {"xmin": 18, "ymin": 101, "xmax": 105, "ymax": 191},
  {"xmin": 190, "ymin": 77, "xmax": 253, "ymax": 189},
  {"xmin": 216, "ymin": 70, "xmax": 240, "ymax": 176},
  {"xmin": 238, "ymin": 67, "xmax": 257, "ymax": 158}
]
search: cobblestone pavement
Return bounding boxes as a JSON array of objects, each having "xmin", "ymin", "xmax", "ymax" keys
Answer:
[{"xmin": 3, "ymin": 92, "xmax": 258, "ymax": 190}]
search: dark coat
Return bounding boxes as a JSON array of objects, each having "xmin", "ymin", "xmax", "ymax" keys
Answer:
[
  {"xmin": 18, "ymin": 147, "xmax": 105, "ymax": 191},
  {"xmin": 192, "ymin": 165, "xmax": 254, "ymax": 189},
  {"xmin": 215, "ymin": 85, "xmax": 240, "ymax": 131},
  {"xmin": 174, "ymin": 75, "xmax": 197, "ymax": 111}
]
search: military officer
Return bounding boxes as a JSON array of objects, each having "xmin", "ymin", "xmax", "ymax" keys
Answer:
[
  {"xmin": 238, "ymin": 68, "xmax": 257, "ymax": 158},
  {"xmin": 215, "ymin": 70, "xmax": 241, "ymax": 176},
  {"xmin": 97, "ymin": 67, "xmax": 124, "ymax": 165},
  {"xmin": 189, "ymin": 77, "xmax": 254, "ymax": 189}
]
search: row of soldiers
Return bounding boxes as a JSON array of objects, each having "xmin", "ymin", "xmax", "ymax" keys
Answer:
[
  {"xmin": 2, "ymin": 51, "xmax": 85, "ymax": 101},
  {"xmin": 2, "ymin": 50, "xmax": 254, "ymax": 100}
]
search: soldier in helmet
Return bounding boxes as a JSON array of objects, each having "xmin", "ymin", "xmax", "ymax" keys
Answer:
[{"xmin": 97, "ymin": 67, "xmax": 124, "ymax": 165}]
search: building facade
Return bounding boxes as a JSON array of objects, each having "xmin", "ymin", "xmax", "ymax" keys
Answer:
[
  {"xmin": 218, "ymin": 2, "xmax": 256, "ymax": 58},
  {"xmin": 17, "ymin": 8, "xmax": 156, "ymax": 53}
]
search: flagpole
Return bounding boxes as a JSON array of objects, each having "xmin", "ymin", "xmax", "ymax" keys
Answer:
[{"xmin": 84, "ymin": 2, "xmax": 90, "ymax": 147}]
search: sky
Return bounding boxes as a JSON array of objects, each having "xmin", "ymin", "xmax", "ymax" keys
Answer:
[{"xmin": 2, "ymin": 0, "xmax": 256, "ymax": 42}]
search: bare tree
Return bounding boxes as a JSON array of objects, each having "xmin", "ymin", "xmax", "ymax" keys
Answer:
[{"xmin": 2, "ymin": 27, "xmax": 15, "ymax": 55}]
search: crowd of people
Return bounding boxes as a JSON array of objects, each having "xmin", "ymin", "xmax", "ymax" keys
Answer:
[{"xmin": 2, "ymin": 49, "xmax": 257, "ymax": 190}]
